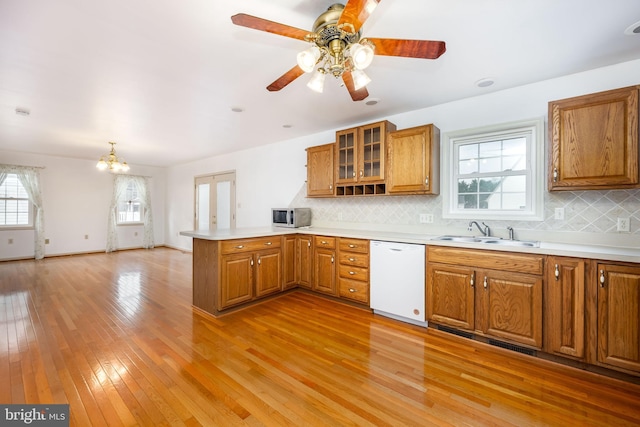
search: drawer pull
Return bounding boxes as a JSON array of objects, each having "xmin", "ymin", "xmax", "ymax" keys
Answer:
[
  {"xmin": 264, "ymin": 242, "xmax": 272, "ymax": 246},
  {"xmin": 235, "ymin": 245, "xmax": 244, "ymax": 249},
  {"xmin": 349, "ymin": 288, "xmax": 357, "ymax": 293},
  {"xmin": 348, "ymin": 257, "xmax": 356, "ymax": 262},
  {"xmin": 321, "ymin": 240, "xmax": 328, "ymax": 245},
  {"xmin": 349, "ymin": 271, "xmax": 356, "ymax": 275},
  {"xmin": 348, "ymin": 244, "xmax": 357, "ymax": 248}
]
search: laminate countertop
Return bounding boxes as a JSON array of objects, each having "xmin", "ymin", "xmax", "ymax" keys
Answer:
[{"xmin": 180, "ymin": 226, "xmax": 640, "ymax": 264}]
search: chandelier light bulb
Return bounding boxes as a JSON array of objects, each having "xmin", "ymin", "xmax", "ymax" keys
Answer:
[
  {"xmin": 350, "ymin": 42, "xmax": 374, "ymax": 70},
  {"xmin": 307, "ymin": 69, "xmax": 326, "ymax": 93},
  {"xmin": 96, "ymin": 142, "xmax": 129, "ymax": 173},
  {"xmin": 297, "ymin": 46, "xmax": 321, "ymax": 73},
  {"xmin": 351, "ymin": 69, "xmax": 371, "ymax": 90}
]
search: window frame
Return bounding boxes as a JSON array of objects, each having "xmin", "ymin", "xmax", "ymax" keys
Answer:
[
  {"xmin": 116, "ymin": 181, "xmax": 144, "ymax": 226},
  {"xmin": 442, "ymin": 117, "xmax": 545, "ymax": 221},
  {"xmin": 0, "ymin": 173, "xmax": 34, "ymax": 229}
]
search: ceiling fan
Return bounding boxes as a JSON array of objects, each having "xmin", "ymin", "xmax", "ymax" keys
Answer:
[{"xmin": 231, "ymin": 0, "xmax": 446, "ymax": 101}]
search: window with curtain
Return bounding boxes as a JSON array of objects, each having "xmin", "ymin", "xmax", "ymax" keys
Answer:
[
  {"xmin": 106, "ymin": 175, "xmax": 154, "ymax": 252},
  {"xmin": 117, "ymin": 181, "xmax": 144, "ymax": 225},
  {"xmin": 0, "ymin": 173, "xmax": 33, "ymax": 227},
  {"xmin": 0, "ymin": 164, "xmax": 46, "ymax": 259}
]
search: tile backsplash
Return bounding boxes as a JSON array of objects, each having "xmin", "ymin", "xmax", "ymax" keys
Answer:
[{"xmin": 290, "ymin": 185, "xmax": 640, "ymax": 238}]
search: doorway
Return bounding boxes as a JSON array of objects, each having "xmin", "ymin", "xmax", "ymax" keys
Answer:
[{"xmin": 194, "ymin": 171, "xmax": 236, "ymax": 231}]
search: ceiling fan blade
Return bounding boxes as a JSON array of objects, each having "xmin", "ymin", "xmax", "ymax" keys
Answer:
[
  {"xmin": 367, "ymin": 38, "xmax": 446, "ymax": 59},
  {"xmin": 231, "ymin": 13, "xmax": 309, "ymax": 41},
  {"xmin": 267, "ymin": 65, "xmax": 306, "ymax": 92},
  {"xmin": 342, "ymin": 71, "xmax": 369, "ymax": 101},
  {"xmin": 338, "ymin": 0, "xmax": 381, "ymax": 33}
]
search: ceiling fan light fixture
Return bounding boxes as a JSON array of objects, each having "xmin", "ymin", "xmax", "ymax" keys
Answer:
[
  {"xmin": 350, "ymin": 42, "xmax": 374, "ymax": 70},
  {"xmin": 307, "ymin": 69, "xmax": 326, "ymax": 93},
  {"xmin": 297, "ymin": 46, "xmax": 321, "ymax": 73},
  {"xmin": 351, "ymin": 69, "xmax": 371, "ymax": 90}
]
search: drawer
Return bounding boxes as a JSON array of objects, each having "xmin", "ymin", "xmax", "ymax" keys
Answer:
[
  {"xmin": 314, "ymin": 236, "xmax": 336, "ymax": 249},
  {"xmin": 427, "ymin": 246, "xmax": 544, "ymax": 275},
  {"xmin": 221, "ymin": 237, "xmax": 281, "ymax": 254},
  {"xmin": 339, "ymin": 278, "xmax": 370, "ymax": 304},
  {"xmin": 339, "ymin": 238, "xmax": 369, "ymax": 254},
  {"xmin": 339, "ymin": 264, "xmax": 369, "ymax": 282},
  {"xmin": 338, "ymin": 252, "xmax": 369, "ymax": 268}
]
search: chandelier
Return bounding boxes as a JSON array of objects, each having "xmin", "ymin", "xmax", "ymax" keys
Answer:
[
  {"xmin": 296, "ymin": 4, "xmax": 375, "ymax": 93},
  {"xmin": 96, "ymin": 142, "xmax": 130, "ymax": 172}
]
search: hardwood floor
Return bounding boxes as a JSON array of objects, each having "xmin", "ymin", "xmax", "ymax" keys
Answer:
[{"xmin": 1, "ymin": 247, "xmax": 640, "ymax": 426}]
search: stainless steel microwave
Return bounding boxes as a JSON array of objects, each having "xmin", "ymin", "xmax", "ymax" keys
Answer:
[{"xmin": 272, "ymin": 208, "xmax": 311, "ymax": 228}]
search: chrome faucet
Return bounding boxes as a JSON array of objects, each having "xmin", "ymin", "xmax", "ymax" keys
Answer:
[
  {"xmin": 507, "ymin": 226, "xmax": 515, "ymax": 240},
  {"xmin": 468, "ymin": 221, "xmax": 491, "ymax": 236}
]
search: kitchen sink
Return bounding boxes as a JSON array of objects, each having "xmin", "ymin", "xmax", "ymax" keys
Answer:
[{"xmin": 432, "ymin": 235, "xmax": 540, "ymax": 247}]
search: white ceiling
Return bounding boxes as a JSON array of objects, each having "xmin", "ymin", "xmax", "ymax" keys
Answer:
[{"xmin": 1, "ymin": 0, "xmax": 639, "ymax": 167}]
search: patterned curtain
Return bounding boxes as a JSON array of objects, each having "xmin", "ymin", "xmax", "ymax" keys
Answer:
[
  {"xmin": 0, "ymin": 164, "xmax": 45, "ymax": 259},
  {"xmin": 106, "ymin": 174, "xmax": 154, "ymax": 252}
]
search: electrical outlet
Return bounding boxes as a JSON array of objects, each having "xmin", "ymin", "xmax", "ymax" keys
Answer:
[
  {"xmin": 425, "ymin": 214, "xmax": 434, "ymax": 223},
  {"xmin": 84, "ymin": 234, "xmax": 89, "ymax": 240},
  {"xmin": 134, "ymin": 232, "xmax": 138, "ymax": 236},
  {"xmin": 8, "ymin": 238, "xmax": 13, "ymax": 244},
  {"xmin": 554, "ymin": 208, "xmax": 565, "ymax": 220},
  {"xmin": 617, "ymin": 217, "xmax": 630, "ymax": 232},
  {"xmin": 419, "ymin": 214, "xmax": 427, "ymax": 223},
  {"xmin": 45, "ymin": 239, "xmax": 50, "ymax": 244}
]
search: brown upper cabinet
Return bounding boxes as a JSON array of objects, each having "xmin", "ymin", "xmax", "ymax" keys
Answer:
[
  {"xmin": 548, "ymin": 85, "xmax": 639, "ymax": 191},
  {"xmin": 307, "ymin": 143, "xmax": 335, "ymax": 197},
  {"xmin": 387, "ymin": 124, "xmax": 440, "ymax": 195}
]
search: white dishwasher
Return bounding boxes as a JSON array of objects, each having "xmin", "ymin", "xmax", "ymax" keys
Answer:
[{"xmin": 370, "ymin": 240, "xmax": 427, "ymax": 327}]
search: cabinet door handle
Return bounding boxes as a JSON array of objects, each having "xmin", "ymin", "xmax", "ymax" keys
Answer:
[
  {"xmin": 483, "ymin": 276, "xmax": 488, "ymax": 290},
  {"xmin": 599, "ymin": 270, "xmax": 605, "ymax": 288},
  {"xmin": 553, "ymin": 167, "xmax": 558, "ymax": 183},
  {"xmin": 307, "ymin": 241, "xmax": 311, "ymax": 248},
  {"xmin": 359, "ymin": 170, "xmax": 364, "ymax": 177},
  {"xmin": 250, "ymin": 259, "xmax": 254, "ymax": 266},
  {"xmin": 264, "ymin": 241, "xmax": 272, "ymax": 246},
  {"xmin": 554, "ymin": 264, "xmax": 560, "ymax": 281},
  {"xmin": 470, "ymin": 272, "xmax": 475, "ymax": 287},
  {"xmin": 425, "ymin": 177, "xmax": 429, "ymax": 186},
  {"xmin": 331, "ymin": 256, "xmax": 334, "ymax": 263},
  {"xmin": 329, "ymin": 184, "xmax": 333, "ymax": 190},
  {"xmin": 257, "ymin": 257, "xmax": 261, "ymax": 265}
]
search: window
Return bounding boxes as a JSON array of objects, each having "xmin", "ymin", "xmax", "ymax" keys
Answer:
[
  {"xmin": 117, "ymin": 181, "xmax": 143, "ymax": 224},
  {"xmin": 0, "ymin": 173, "xmax": 33, "ymax": 227},
  {"xmin": 443, "ymin": 118, "xmax": 544, "ymax": 220}
]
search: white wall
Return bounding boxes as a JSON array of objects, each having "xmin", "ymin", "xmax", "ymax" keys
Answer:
[
  {"xmin": 0, "ymin": 151, "xmax": 166, "ymax": 260},
  {"xmin": 166, "ymin": 59, "xmax": 640, "ymax": 251}
]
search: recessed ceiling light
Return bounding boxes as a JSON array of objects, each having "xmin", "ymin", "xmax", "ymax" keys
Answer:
[
  {"xmin": 15, "ymin": 107, "xmax": 30, "ymax": 116},
  {"xmin": 475, "ymin": 78, "xmax": 495, "ymax": 88},
  {"xmin": 365, "ymin": 98, "xmax": 380, "ymax": 106},
  {"xmin": 231, "ymin": 107, "xmax": 244, "ymax": 113},
  {"xmin": 624, "ymin": 20, "xmax": 640, "ymax": 35}
]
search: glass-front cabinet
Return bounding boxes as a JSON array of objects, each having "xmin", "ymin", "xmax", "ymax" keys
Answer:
[
  {"xmin": 336, "ymin": 128, "xmax": 357, "ymax": 184},
  {"xmin": 334, "ymin": 120, "xmax": 396, "ymax": 195}
]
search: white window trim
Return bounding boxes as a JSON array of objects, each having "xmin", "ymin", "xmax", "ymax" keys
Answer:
[{"xmin": 442, "ymin": 117, "xmax": 545, "ymax": 221}]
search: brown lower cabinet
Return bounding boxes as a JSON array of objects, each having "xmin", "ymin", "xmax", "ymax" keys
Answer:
[
  {"xmin": 544, "ymin": 256, "xmax": 587, "ymax": 359},
  {"xmin": 296, "ymin": 235, "xmax": 313, "ymax": 289},
  {"xmin": 596, "ymin": 262, "xmax": 640, "ymax": 374},
  {"xmin": 427, "ymin": 246, "xmax": 544, "ymax": 349},
  {"xmin": 313, "ymin": 236, "xmax": 337, "ymax": 296}
]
